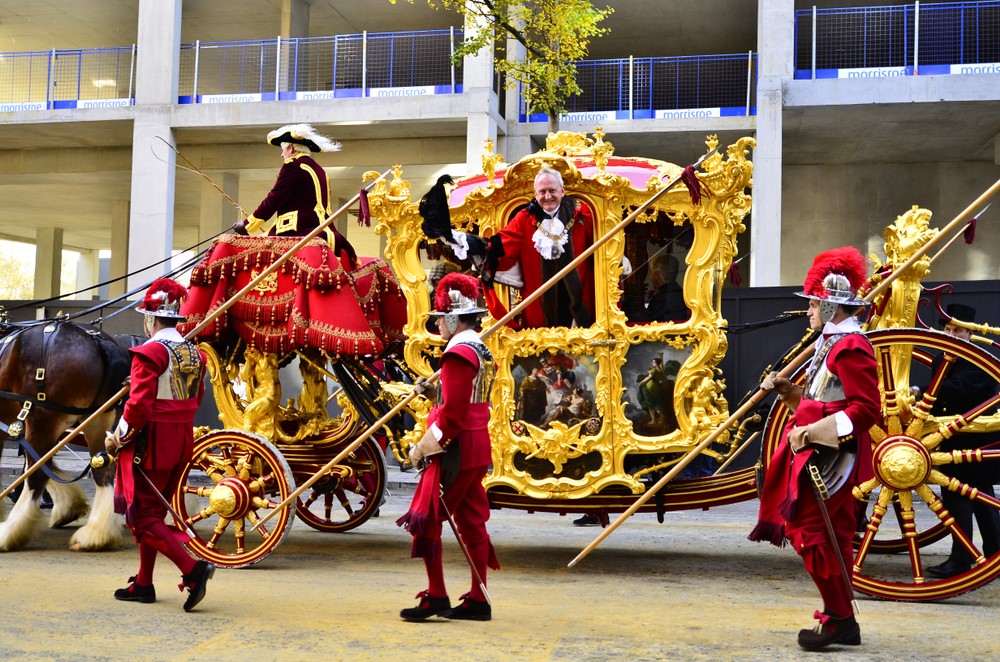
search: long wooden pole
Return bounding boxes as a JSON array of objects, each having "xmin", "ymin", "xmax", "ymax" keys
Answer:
[
  {"xmin": 0, "ymin": 170, "xmax": 391, "ymax": 501},
  {"xmin": 568, "ymin": 172, "xmax": 1000, "ymax": 568},
  {"xmin": 251, "ymin": 148, "xmax": 719, "ymax": 530},
  {"xmin": 567, "ymin": 346, "xmax": 815, "ymax": 567}
]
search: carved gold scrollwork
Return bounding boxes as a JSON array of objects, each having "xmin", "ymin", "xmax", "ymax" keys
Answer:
[
  {"xmin": 370, "ymin": 131, "xmax": 755, "ymax": 500},
  {"xmin": 869, "ymin": 205, "xmax": 940, "ymax": 417}
]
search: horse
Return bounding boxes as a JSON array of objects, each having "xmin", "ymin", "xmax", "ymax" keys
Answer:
[{"xmin": 0, "ymin": 321, "xmax": 132, "ymax": 552}]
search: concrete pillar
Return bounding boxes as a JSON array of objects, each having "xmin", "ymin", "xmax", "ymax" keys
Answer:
[
  {"xmin": 281, "ymin": 0, "xmax": 311, "ymax": 38},
  {"xmin": 110, "ymin": 200, "xmax": 130, "ymax": 299},
  {"xmin": 128, "ymin": 118, "xmax": 177, "ymax": 293},
  {"xmin": 504, "ymin": 35, "xmax": 526, "ymax": 125},
  {"xmin": 33, "ymin": 227, "xmax": 63, "ymax": 299},
  {"xmin": 199, "ymin": 172, "xmax": 240, "ymax": 241},
  {"xmin": 134, "ymin": 0, "xmax": 181, "ymax": 105},
  {"xmin": 279, "ymin": 0, "xmax": 311, "ymax": 93},
  {"xmin": 463, "ymin": 2, "xmax": 499, "ymax": 175},
  {"xmin": 751, "ymin": 0, "xmax": 794, "ymax": 286},
  {"xmin": 128, "ymin": 0, "xmax": 182, "ymax": 294},
  {"xmin": 76, "ymin": 249, "xmax": 101, "ymax": 300}
]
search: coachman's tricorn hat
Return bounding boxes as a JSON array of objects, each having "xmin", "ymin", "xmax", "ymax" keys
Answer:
[
  {"xmin": 266, "ymin": 123, "xmax": 341, "ymax": 153},
  {"xmin": 137, "ymin": 278, "xmax": 188, "ymax": 319}
]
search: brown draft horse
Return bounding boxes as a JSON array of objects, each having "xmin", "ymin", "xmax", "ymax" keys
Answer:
[{"xmin": 0, "ymin": 321, "xmax": 131, "ymax": 551}]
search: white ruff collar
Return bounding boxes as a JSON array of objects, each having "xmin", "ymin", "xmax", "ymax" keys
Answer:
[{"xmin": 532, "ymin": 215, "xmax": 569, "ymax": 260}]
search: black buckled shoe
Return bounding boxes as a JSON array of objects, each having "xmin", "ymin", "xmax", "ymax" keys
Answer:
[
  {"xmin": 114, "ymin": 576, "xmax": 156, "ymax": 604},
  {"xmin": 444, "ymin": 593, "xmax": 492, "ymax": 622},
  {"xmin": 573, "ymin": 513, "xmax": 608, "ymax": 527},
  {"xmin": 797, "ymin": 611, "xmax": 861, "ymax": 651},
  {"xmin": 400, "ymin": 591, "xmax": 451, "ymax": 622},
  {"xmin": 181, "ymin": 560, "xmax": 215, "ymax": 612},
  {"xmin": 926, "ymin": 559, "xmax": 971, "ymax": 579}
]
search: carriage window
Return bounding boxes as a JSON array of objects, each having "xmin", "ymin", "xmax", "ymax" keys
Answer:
[
  {"xmin": 621, "ymin": 217, "xmax": 692, "ymax": 325},
  {"xmin": 486, "ymin": 197, "xmax": 598, "ymax": 330}
]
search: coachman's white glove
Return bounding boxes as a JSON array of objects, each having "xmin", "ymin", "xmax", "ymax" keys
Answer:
[
  {"xmin": 408, "ymin": 428, "xmax": 445, "ymax": 467},
  {"xmin": 762, "ymin": 371, "xmax": 802, "ymax": 411},
  {"xmin": 787, "ymin": 415, "xmax": 840, "ymax": 453}
]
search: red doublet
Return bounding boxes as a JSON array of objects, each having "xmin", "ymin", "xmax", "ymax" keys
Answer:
[
  {"xmin": 428, "ymin": 343, "xmax": 491, "ymax": 467},
  {"xmin": 492, "ymin": 202, "xmax": 595, "ymax": 328},
  {"xmin": 114, "ymin": 338, "xmax": 206, "ymax": 582},
  {"xmin": 398, "ymin": 335, "xmax": 499, "ymax": 602},
  {"xmin": 751, "ymin": 333, "xmax": 880, "ymax": 618}
]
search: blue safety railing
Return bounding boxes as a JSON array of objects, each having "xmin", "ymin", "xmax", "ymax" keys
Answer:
[
  {"xmin": 178, "ymin": 29, "xmax": 464, "ymax": 103},
  {"xmin": 4, "ymin": 5, "xmax": 999, "ymax": 115},
  {"xmin": 0, "ymin": 45, "xmax": 134, "ymax": 111},
  {"xmin": 795, "ymin": 0, "xmax": 1000, "ymax": 78},
  {"xmin": 522, "ymin": 52, "xmax": 757, "ymax": 122}
]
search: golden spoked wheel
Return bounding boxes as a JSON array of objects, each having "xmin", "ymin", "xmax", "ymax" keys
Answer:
[
  {"xmin": 293, "ymin": 438, "xmax": 387, "ymax": 533},
  {"xmin": 174, "ymin": 430, "xmax": 295, "ymax": 568},
  {"xmin": 761, "ymin": 328, "xmax": 1000, "ymax": 601}
]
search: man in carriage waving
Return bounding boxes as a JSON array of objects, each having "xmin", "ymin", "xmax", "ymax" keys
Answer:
[{"xmin": 105, "ymin": 278, "xmax": 213, "ymax": 612}]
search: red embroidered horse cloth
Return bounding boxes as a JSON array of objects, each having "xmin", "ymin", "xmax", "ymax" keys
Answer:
[{"xmin": 179, "ymin": 235, "xmax": 406, "ymax": 356}]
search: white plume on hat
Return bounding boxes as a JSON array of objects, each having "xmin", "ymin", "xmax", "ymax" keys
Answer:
[{"xmin": 266, "ymin": 123, "xmax": 341, "ymax": 153}]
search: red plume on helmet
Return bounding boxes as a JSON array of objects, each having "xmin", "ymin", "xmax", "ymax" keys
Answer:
[
  {"xmin": 432, "ymin": 272, "xmax": 485, "ymax": 315},
  {"xmin": 802, "ymin": 246, "xmax": 868, "ymax": 301},
  {"xmin": 137, "ymin": 277, "xmax": 188, "ymax": 318}
]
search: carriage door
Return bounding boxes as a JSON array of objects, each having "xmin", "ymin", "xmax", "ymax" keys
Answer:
[{"xmin": 486, "ymin": 193, "xmax": 700, "ymax": 499}]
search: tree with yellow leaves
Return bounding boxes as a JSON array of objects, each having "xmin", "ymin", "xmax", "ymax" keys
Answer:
[{"xmin": 391, "ymin": 0, "xmax": 612, "ymax": 132}]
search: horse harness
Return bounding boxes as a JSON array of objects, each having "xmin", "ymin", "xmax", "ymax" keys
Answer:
[{"xmin": 0, "ymin": 322, "xmax": 127, "ymax": 483}]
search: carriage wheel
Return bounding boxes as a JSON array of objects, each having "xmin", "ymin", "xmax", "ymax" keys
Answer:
[
  {"xmin": 173, "ymin": 430, "xmax": 295, "ymax": 568},
  {"xmin": 294, "ymin": 438, "xmax": 387, "ymax": 533},
  {"xmin": 761, "ymin": 328, "xmax": 1000, "ymax": 601},
  {"xmin": 762, "ymin": 381, "xmax": 949, "ymax": 556}
]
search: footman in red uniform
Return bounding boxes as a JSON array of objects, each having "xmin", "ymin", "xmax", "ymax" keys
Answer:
[
  {"xmin": 397, "ymin": 273, "xmax": 500, "ymax": 622},
  {"xmin": 750, "ymin": 247, "xmax": 880, "ymax": 651},
  {"xmin": 106, "ymin": 278, "xmax": 213, "ymax": 612}
]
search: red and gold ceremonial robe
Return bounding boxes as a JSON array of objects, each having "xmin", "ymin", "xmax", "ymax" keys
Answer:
[{"xmin": 490, "ymin": 198, "xmax": 596, "ymax": 328}]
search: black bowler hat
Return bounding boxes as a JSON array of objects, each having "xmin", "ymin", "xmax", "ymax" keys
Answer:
[{"xmin": 939, "ymin": 303, "xmax": 976, "ymax": 326}]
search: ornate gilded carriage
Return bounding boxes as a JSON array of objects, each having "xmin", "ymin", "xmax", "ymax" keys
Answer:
[
  {"xmin": 166, "ymin": 130, "xmax": 1000, "ymax": 604},
  {"xmin": 368, "ymin": 132, "xmax": 754, "ymax": 506}
]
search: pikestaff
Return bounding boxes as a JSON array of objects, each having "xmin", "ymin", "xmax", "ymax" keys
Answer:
[
  {"xmin": 568, "ymin": 172, "xmax": 1000, "ymax": 568},
  {"xmin": 252, "ymin": 146, "xmax": 720, "ymax": 531},
  {"xmin": 0, "ymin": 168, "xmax": 392, "ymax": 502}
]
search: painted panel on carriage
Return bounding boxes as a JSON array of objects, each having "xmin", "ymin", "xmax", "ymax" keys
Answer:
[
  {"xmin": 509, "ymin": 350, "xmax": 601, "ymax": 481},
  {"xmin": 621, "ymin": 343, "xmax": 689, "ymax": 438}
]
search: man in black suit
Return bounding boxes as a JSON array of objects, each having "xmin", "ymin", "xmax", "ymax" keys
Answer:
[{"xmin": 926, "ymin": 303, "xmax": 1000, "ymax": 578}]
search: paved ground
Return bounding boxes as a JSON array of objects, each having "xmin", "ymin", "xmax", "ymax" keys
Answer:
[{"xmin": 2, "ymin": 445, "xmax": 1000, "ymax": 661}]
